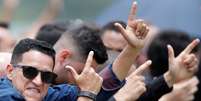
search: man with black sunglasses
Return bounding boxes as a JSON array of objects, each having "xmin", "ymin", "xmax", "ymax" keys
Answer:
[{"xmin": 0, "ymin": 38, "xmax": 103, "ymax": 101}]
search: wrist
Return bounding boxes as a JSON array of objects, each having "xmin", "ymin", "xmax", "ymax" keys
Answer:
[
  {"xmin": 80, "ymin": 89, "xmax": 98, "ymax": 95},
  {"xmin": 127, "ymin": 45, "xmax": 141, "ymax": 52},
  {"xmin": 78, "ymin": 91, "xmax": 97, "ymax": 101},
  {"xmin": 124, "ymin": 45, "xmax": 141, "ymax": 58},
  {"xmin": 114, "ymin": 89, "xmax": 132, "ymax": 101},
  {"xmin": 164, "ymin": 71, "xmax": 174, "ymax": 87},
  {"xmin": 159, "ymin": 93, "xmax": 174, "ymax": 101}
]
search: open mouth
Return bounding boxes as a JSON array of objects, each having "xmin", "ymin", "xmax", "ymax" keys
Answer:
[{"xmin": 27, "ymin": 87, "xmax": 40, "ymax": 93}]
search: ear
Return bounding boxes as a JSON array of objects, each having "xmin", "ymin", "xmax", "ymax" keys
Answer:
[
  {"xmin": 6, "ymin": 64, "xmax": 14, "ymax": 80},
  {"xmin": 58, "ymin": 49, "xmax": 71, "ymax": 63}
]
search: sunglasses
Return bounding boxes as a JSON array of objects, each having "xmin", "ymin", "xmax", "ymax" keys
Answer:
[{"xmin": 12, "ymin": 64, "xmax": 57, "ymax": 84}]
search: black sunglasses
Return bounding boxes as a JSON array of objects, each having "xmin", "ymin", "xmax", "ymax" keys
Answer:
[{"xmin": 12, "ymin": 64, "xmax": 57, "ymax": 84}]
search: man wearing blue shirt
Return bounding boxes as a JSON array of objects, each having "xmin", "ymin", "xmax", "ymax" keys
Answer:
[{"xmin": 0, "ymin": 38, "xmax": 103, "ymax": 101}]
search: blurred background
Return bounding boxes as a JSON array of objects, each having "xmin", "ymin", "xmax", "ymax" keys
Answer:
[{"xmin": 0, "ymin": 0, "xmax": 200, "ymax": 37}]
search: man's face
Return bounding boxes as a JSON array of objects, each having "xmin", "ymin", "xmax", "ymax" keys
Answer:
[
  {"xmin": 102, "ymin": 30, "xmax": 127, "ymax": 52},
  {"xmin": 9, "ymin": 50, "xmax": 54, "ymax": 101}
]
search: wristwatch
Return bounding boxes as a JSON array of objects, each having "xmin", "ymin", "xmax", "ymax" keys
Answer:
[{"xmin": 78, "ymin": 91, "xmax": 97, "ymax": 101}]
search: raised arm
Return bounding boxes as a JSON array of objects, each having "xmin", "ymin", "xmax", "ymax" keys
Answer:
[
  {"xmin": 0, "ymin": 0, "xmax": 19, "ymax": 26},
  {"xmin": 112, "ymin": 1, "xmax": 149, "ymax": 81},
  {"xmin": 25, "ymin": 0, "xmax": 64, "ymax": 38}
]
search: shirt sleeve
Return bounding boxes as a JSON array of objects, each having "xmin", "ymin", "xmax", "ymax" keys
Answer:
[
  {"xmin": 97, "ymin": 64, "xmax": 125, "ymax": 101},
  {"xmin": 45, "ymin": 84, "xmax": 79, "ymax": 101}
]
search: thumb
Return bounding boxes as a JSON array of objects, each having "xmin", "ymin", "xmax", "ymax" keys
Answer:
[
  {"xmin": 167, "ymin": 45, "xmax": 175, "ymax": 65},
  {"xmin": 114, "ymin": 23, "xmax": 132, "ymax": 44},
  {"xmin": 115, "ymin": 23, "xmax": 128, "ymax": 37},
  {"xmin": 65, "ymin": 65, "xmax": 79, "ymax": 80}
]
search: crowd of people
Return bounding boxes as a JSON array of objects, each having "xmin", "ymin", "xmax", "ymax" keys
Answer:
[{"xmin": 0, "ymin": 0, "xmax": 200, "ymax": 101}]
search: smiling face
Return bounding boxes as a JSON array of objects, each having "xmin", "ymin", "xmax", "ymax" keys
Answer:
[{"xmin": 9, "ymin": 50, "xmax": 54, "ymax": 101}]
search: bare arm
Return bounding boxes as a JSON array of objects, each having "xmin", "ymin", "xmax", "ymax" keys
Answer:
[
  {"xmin": 1, "ymin": 0, "xmax": 19, "ymax": 24},
  {"xmin": 25, "ymin": 0, "xmax": 64, "ymax": 38},
  {"xmin": 112, "ymin": 1, "xmax": 149, "ymax": 81}
]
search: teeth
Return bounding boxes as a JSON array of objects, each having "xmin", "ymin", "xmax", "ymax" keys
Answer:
[{"xmin": 28, "ymin": 88, "xmax": 39, "ymax": 93}]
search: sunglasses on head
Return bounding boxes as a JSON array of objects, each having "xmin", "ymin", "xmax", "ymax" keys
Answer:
[{"xmin": 12, "ymin": 64, "xmax": 57, "ymax": 84}]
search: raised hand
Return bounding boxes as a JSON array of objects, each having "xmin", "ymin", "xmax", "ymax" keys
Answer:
[
  {"xmin": 112, "ymin": 1, "xmax": 150, "ymax": 81},
  {"xmin": 115, "ymin": 1, "xmax": 149, "ymax": 49},
  {"xmin": 167, "ymin": 39, "xmax": 200, "ymax": 83},
  {"xmin": 114, "ymin": 60, "xmax": 152, "ymax": 101},
  {"xmin": 66, "ymin": 51, "xmax": 103, "ymax": 94},
  {"xmin": 159, "ymin": 77, "xmax": 199, "ymax": 101}
]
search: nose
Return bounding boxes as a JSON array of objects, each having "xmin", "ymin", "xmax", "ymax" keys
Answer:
[{"xmin": 32, "ymin": 73, "xmax": 43, "ymax": 85}]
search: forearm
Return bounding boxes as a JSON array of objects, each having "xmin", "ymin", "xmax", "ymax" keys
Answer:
[
  {"xmin": 113, "ymin": 90, "xmax": 134, "ymax": 101},
  {"xmin": 26, "ymin": 0, "xmax": 63, "ymax": 38},
  {"xmin": 1, "ymin": 0, "xmax": 19, "ymax": 23},
  {"xmin": 37, "ymin": 0, "xmax": 63, "ymax": 22},
  {"xmin": 112, "ymin": 45, "xmax": 140, "ymax": 80}
]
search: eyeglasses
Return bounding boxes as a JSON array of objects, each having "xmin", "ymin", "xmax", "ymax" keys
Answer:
[{"xmin": 12, "ymin": 64, "xmax": 57, "ymax": 84}]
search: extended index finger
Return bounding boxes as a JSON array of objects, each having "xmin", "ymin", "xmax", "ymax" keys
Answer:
[
  {"xmin": 83, "ymin": 51, "xmax": 94, "ymax": 71},
  {"xmin": 128, "ymin": 1, "xmax": 137, "ymax": 22},
  {"xmin": 182, "ymin": 39, "xmax": 200, "ymax": 54},
  {"xmin": 134, "ymin": 60, "xmax": 152, "ymax": 75}
]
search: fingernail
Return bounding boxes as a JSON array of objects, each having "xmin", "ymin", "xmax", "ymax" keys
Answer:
[
  {"xmin": 133, "ymin": 1, "xmax": 137, "ymax": 5},
  {"xmin": 195, "ymin": 38, "xmax": 200, "ymax": 43},
  {"xmin": 65, "ymin": 65, "xmax": 72, "ymax": 69},
  {"xmin": 114, "ymin": 23, "xmax": 119, "ymax": 26},
  {"xmin": 89, "ymin": 51, "xmax": 94, "ymax": 55},
  {"xmin": 147, "ymin": 60, "xmax": 152, "ymax": 64},
  {"xmin": 167, "ymin": 44, "xmax": 171, "ymax": 48}
]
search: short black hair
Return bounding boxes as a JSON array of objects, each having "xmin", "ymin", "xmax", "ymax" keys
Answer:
[
  {"xmin": 35, "ymin": 21, "xmax": 70, "ymax": 46},
  {"xmin": 68, "ymin": 22, "xmax": 108, "ymax": 64},
  {"xmin": 101, "ymin": 20, "xmax": 127, "ymax": 35},
  {"xmin": 0, "ymin": 22, "xmax": 10, "ymax": 29},
  {"xmin": 11, "ymin": 38, "xmax": 56, "ymax": 70},
  {"xmin": 147, "ymin": 30, "xmax": 199, "ymax": 77}
]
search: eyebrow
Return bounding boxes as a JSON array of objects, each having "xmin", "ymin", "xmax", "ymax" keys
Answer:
[{"xmin": 13, "ymin": 64, "xmax": 53, "ymax": 72}]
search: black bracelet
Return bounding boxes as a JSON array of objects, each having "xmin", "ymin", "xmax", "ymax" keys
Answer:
[{"xmin": 78, "ymin": 91, "xmax": 97, "ymax": 101}]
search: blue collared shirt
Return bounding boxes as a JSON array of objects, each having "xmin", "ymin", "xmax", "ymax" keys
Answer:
[{"xmin": 0, "ymin": 77, "xmax": 78, "ymax": 101}]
